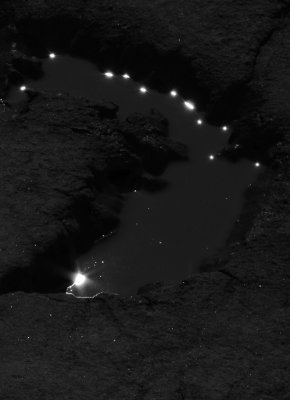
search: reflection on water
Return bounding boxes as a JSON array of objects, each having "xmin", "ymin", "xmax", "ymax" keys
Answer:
[{"xmin": 8, "ymin": 54, "xmax": 262, "ymax": 297}]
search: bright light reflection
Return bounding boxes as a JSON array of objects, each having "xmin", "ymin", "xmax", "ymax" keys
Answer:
[
  {"xmin": 222, "ymin": 126, "xmax": 228, "ymax": 132},
  {"xmin": 20, "ymin": 86, "xmax": 26, "ymax": 91},
  {"xmin": 184, "ymin": 101, "xmax": 195, "ymax": 111},
  {"xmin": 49, "ymin": 53, "xmax": 56, "ymax": 59},
  {"xmin": 197, "ymin": 119, "xmax": 203, "ymax": 125},
  {"xmin": 209, "ymin": 154, "xmax": 215, "ymax": 160},
  {"xmin": 104, "ymin": 71, "xmax": 114, "ymax": 78},
  {"xmin": 170, "ymin": 90, "xmax": 178, "ymax": 97},
  {"xmin": 255, "ymin": 162, "xmax": 261, "ymax": 168},
  {"xmin": 74, "ymin": 273, "xmax": 86, "ymax": 287},
  {"xmin": 139, "ymin": 86, "xmax": 147, "ymax": 93},
  {"xmin": 122, "ymin": 73, "xmax": 130, "ymax": 79}
]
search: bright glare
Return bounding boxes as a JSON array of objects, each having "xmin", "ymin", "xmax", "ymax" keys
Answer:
[
  {"xmin": 49, "ymin": 53, "xmax": 56, "ymax": 59},
  {"xmin": 170, "ymin": 90, "xmax": 178, "ymax": 97},
  {"xmin": 122, "ymin": 73, "xmax": 130, "ymax": 79},
  {"xmin": 255, "ymin": 162, "xmax": 261, "ymax": 168},
  {"xmin": 20, "ymin": 85, "xmax": 26, "ymax": 91},
  {"xmin": 104, "ymin": 71, "xmax": 114, "ymax": 78},
  {"xmin": 74, "ymin": 273, "xmax": 86, "ymax": 287},
  {"xmin": 139, "ymin": 86, "xmax": 147, "ymax": 93},
  {"xmin": 197, "ymin": 119, "xmax": 203, "ymax": 125},
  {"xmin": 209, "ymin": 154, "xmax": 215, "ymax": 160},
  {"xmin": 222, "ymin": 126, "xmax": 228, "ymax": 132},
  {"xmin": 184, "ymin": 101, "xmax": 195, "ymax": 111}
]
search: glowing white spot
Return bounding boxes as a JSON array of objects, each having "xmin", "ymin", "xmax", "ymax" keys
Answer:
[
  {"xmin": 122, "ymin": 73, "xmax": 130, "ymax": 79},
  {"xmin": 104, "ymin": 71, "xmax": 114, "ymax": 78},
  {"xmin": 222, "ymin": 126, "xmax": 228, "ymax": 132},
  {"xmin": 49, "ymin": 53, "xmax": 56, "ymax": 59},
  {"xmin": 255, "ymin": 162, "xmax": 261, "ymax": 168},
  {"xmin": 209, "ymin": 154, "xmax": 215, "ymax": 160},
  {"xmin": 139, "ymin": 86, "xmax": 147, "ymax": 93},
  {"xmin": 170, "ymin": 90, "xmax": 178, "ymax": 97},
  {"xmin": 197, "ymin": 119, "xmax": 203, "ymax": 125},
  {"xmin": 184, "ymin": 101, "xmax": 195, "ymax": 111},
  {"xmin": 20, "ymin": 86, "xmax": 26, "ymax": 91},
  {"xmin": 74, "ymin": 273, "xmax": 86, "ymax": 287}
]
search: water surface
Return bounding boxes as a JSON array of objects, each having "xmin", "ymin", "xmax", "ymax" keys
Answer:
[{"xmin": 8, "ymin": 55, "xmax": 261, "ymax": 296}]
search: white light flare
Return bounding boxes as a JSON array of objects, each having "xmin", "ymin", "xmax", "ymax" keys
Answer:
[
  {"xmin": 255, "ymin": 162, "xmax": 261, "ymax": 168},
  {"xmin": 139, "ymin": 86, "xmax": 147, "ymax": 93},
  {"xmin": 49, "ymin": 53, "xmax": 56, "ymax": 59},
  {"xmin": 209, "ymin": 154, "xmax": 215, "ymax": 161},
  {"xmin": 73, "ymin": 273, "xmax": 86, "ymax": 287},
  {"xmin": 20, "ymin": 85, "xmax": 27, "ymax": 92},
  {"xmin": 184, "ymin": 101, "xmax": 195, "ymax": 111},
  {"xmin": 197, "ymin": 119, "xmax": 203, "ymax": 125},
  {"xmin": 104, "ymin": 71, "xmax": 114, "ymax": 78},
  {"xmin": 122, "ymin": 73, "xmax": 130, "ymax": 79},
  {"xmin": 170, "ymin": 90, "xmax": 178, "ymax": 97},
  {"xmin": 222, "ymin": 125, "xmax": 229, "ymax": 132}
]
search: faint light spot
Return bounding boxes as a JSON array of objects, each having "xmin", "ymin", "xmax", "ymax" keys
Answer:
[
  {"xmin": 104, "ymin": 71, "xmax": 114, "ymax": 78},
  {"xmin": 170, "ymin": 90, "xmax": 178, "ymax": 97},
  {"xmin": 197, "ymin": 119, "xmax": 203, "ymax": 125},
  {"xmin": 184, "ymin": 101, "xmax": 195, "ymax": 111},
  {"xmin": 101, "ymin": 260, "xmax": 105, "ymax": 264},
  {"xmin": 122, "ymin": 73, "xmax": 130, "ymax": 79},
  {"xmin": 222, "ymin": 126, "xmax": 228, "ymax": 132},
  {"xmin": 74, "ymin": 273, "xmax": 86, "ymax": 287},
  {"xmin": 49, "ymin": 53, "xmax": 56, "ymax": 59},
  {"xmin": 209, "ymin": 154, "xmax": 215, "ymax": 160},
  {"xmin": 255, "ymin": 162, "xmax": 261, "ymax": 168},
  {"xmin": 20, "ymin": 85, "xmax": 26, "ymax": 91},
  {"xmin": 139, "ymin": 86, "xmax": 147, "ymax": 93},
  {"xmin": 158, "ymin": 241, "xmax": 163, "ymax": 245}
]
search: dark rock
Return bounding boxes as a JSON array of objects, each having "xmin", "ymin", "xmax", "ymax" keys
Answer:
[
  {"xmin": 11, "ymin": 50, "xmax": 43, "ymax": 79},
  {"xmin": 0, "ymin": 0, "xmax": 290, "ymax": 399},
  {"xmin": 123, "ymin": 111, "xmax": 188, "ymax": 175}
]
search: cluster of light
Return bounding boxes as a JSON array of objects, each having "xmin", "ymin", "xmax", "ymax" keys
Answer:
[
  {"xmin": 122, "ymin": 73, "xmax": 130, "ymax": 79},
  {"xmin": 255, "ymin": 162, "xmax": 261, "ymax": 168},
  {"xmin": 222, "ymin": 126, "xmax": 228, "ymax": 132},
  {"xmin": 104, "ymin": 71, "xmax": 114, "ymax": 78},
  {"xmin": 197, "ymin": 119, "xmax": 203, "ymax": 125},
  {"xmin": 20, "ymin": 85, "xmax": 27, "ymax": 91},
  {"xmin": 73, "ymin": 273, "xmax": 86, "ymax": 287},
  {"xmin": 184, "ymin": 101, "xmax": 195, "ymax": 111},
  {"xmin": 170, "ymin": 90, "xmax": 178, "ymax": 97},
  {"xmin": 49, "ymin": 53, "xmax": 56, "ymax": 59},
  {"xmin": 209, "ymin": 154, "xmax": 215, "ymax": 160},
  {"xmin": 139, "ymin": 86, "xmax": 147, "ymax": 93}
]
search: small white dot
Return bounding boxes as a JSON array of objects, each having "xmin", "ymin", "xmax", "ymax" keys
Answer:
[
  {"xmin": 255, "ymin": 162, "xmax": 261, "ymax": 167},
  {"xmin": 20, "ymin": 86, "xmax": 26, "ymax": 91},
  {"xmin": 197, "ymin": 119, "xmax": 203, "ymax": 125},
  {"xmin": 139, "ymin": 86, "xmax": 147, "ymax": 93},
  {"xmin": 209, "ymin": 154, "xmax": 215, "ymax": 160},
  {"xmin": 122, "ymin": 73, "xmax": 130, "ymax": 79},
  {"xmin": 222, "ymin": 126, "xmax": 228, "ymax": 132},
  {"xmin": 104, "ymin": 71, "xmax": 114, "ymax": 78},
  {"xmin": 170, "ymin": 90, "xmax": 178, "ymax": 97},
  {"xmin": 49, "ymin": 53, "xmax": 56, "ymax": 59},
  {"xmin": 101, "ymin": 260, "xmax": 105, "ymax": 264},
  {"xmin": 184, "ymin": 101, "xmax": 195, "ymax": 111}
]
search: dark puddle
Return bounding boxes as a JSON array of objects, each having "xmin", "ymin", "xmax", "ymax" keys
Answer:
[{"xmin": 8, "ymin": 54, "xmax": 261, "ymax": 297}]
